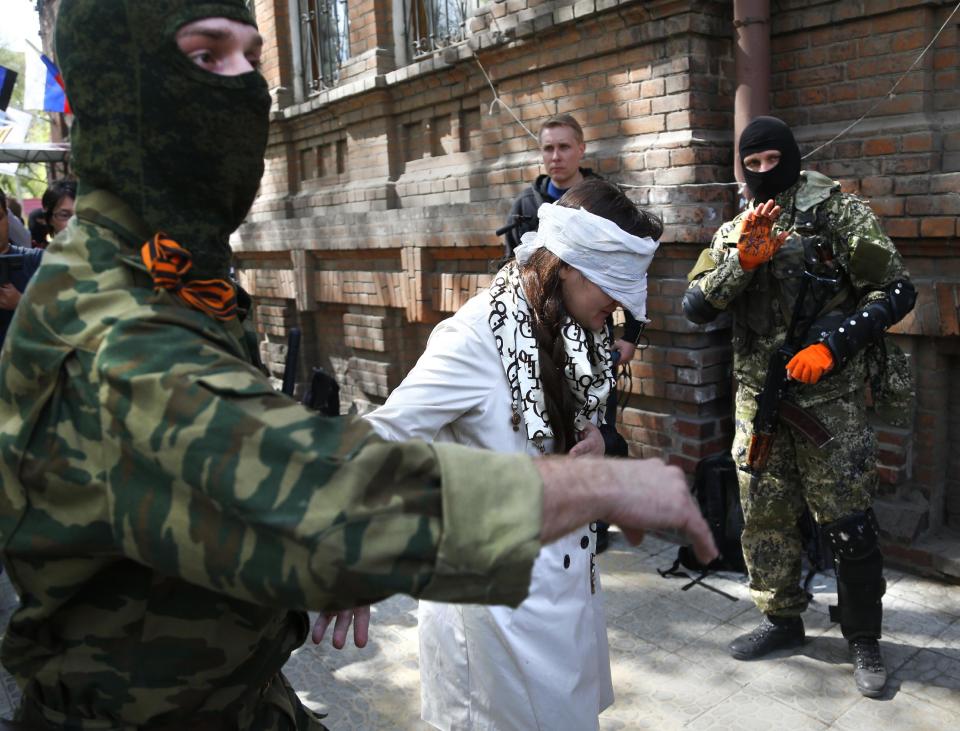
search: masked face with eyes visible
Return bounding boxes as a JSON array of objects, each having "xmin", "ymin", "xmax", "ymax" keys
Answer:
[
  {"xmin": 56, "ymin": 0, "xmax": 272, "ymax": 280},
  {"xmin": 739, "ymin": 116, "xmax": 802, "ymax": 204}
]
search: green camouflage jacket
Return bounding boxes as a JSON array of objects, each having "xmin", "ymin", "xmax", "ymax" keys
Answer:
[
  {"xmin": 687, "ymin": 171, "xmax": 910, "ymax": 406},
  {"xmin": 0, "ymin": 191, "xmax": 543, "ymax": 728}
]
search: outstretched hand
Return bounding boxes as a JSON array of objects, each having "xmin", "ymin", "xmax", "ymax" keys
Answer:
[
  {"xmin": 737, "ymin": 199, "xmax": 789, "ymax": 271},
  {"xmin": 537, "ymin": 457, "xmax": 719, "ymax": 568},
  {"xmin": 312, "ymin": 606, "xmax": 371, "ymax": 649},
  {"xmin": 601, "ymin": 460, "xmax": 717, "ymax": 566}
]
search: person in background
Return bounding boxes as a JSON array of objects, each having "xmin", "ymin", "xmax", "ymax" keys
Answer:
[
  {"xmin": 0, "ymin": 189, "xmax": 43, "ymax": 351},
  {"xmin": 6, "ymin": 198, "xmax": 24, "ymax": 222},
  {"xmin": 504, "ymin": 114, "xmax": 646, "ymax": 550},
  {"xmin": 682, "ymin": 115, "xmax": 916, "ymax": 698},
  {"xmin": 28, "ymin": 209, "xmax": 49, "ymax": 248},
  {"xmin": 4, "ymin": 196, "xmax": 31, "ymax": 248},
  {"xmin": 41, "ymin": 179, "xmax": 77, "ymax": 242}
]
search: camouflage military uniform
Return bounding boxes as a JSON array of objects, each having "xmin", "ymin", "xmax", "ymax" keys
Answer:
[
  {"xmin": 686, "ymin": 171, "xmax": 911, "ymax": 616},
  {"xmin": 0, "ymin": 2, "xmax": 544, "ymax": 728},
  {"xmin": 0, "ymin": 189, "xmax": 543, "ymax": 729}
]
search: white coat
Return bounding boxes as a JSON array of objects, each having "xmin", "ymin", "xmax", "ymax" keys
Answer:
[{"xmin": 365, "ymin": 293, "xmax": 613, "ymax": 731}]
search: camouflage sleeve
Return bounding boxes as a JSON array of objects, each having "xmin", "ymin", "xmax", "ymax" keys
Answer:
[
  {"xmin": 686, "ymin": 214, "xmax": 755, "ymax": 311},
  {"xmin": 832, "ymin": 193, "xmax": 911, "ymax": 303},
  {"xmin": 96, "ymin": 317, "xmax": 542, "ymax": 612}
]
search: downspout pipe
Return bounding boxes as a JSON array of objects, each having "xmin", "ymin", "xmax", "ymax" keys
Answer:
[{"xmin": 733, "ymin": 0, "xmax": 771, "ymax": 185}]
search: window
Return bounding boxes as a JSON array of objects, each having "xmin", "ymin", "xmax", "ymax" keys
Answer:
[
  {"xmin": 406, "ymin": 0, "xmax": 476, "ymax": 60},
  {"xmin": 298, "ymin": 0, "xmax": 350, "ymax": 92},
  {"xmin": 459, "ymin": 107, "xmax": 481, "ymax": 152}
]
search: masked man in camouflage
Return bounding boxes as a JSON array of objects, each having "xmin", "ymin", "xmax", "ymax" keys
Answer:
[
  {"xmin": 683, "ymin": 116, "xmax": 916, "ymax": 698},
  {"xmin": 0, "ymin": 1, "xmax": 716, "ymax": 728}
]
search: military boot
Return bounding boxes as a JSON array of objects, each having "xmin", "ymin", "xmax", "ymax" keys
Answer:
[
  {"xmin": 850, "ymin": 638, "xmax": 886, "ymax": 697},
  {"xmin": 728, "ymin": 615, "xmax": 805, "ymax": 660}
]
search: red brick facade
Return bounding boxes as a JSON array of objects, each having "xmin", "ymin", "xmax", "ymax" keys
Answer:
[{"xmin": 234, "ymin": 0, "xmax": 959, "ymax": 573}]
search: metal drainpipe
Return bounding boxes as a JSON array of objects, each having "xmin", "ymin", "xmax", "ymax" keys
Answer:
[
  {"xmin": 288, "ymin": 0, "xmax": 305, "ymax": 103},
  {"xmin": 733, "ymin": 0, "xmax": 771, "ymax": 185}
]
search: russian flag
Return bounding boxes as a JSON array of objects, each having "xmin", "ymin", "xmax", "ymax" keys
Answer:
[{"xmin": 24, "ymin": 50, "xmax": 70, "ymax": 114}]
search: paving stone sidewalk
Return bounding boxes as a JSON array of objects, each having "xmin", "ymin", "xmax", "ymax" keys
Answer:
[{"xmin": 2, "ymin": 532, "xmax": 958, "ymax": 729}]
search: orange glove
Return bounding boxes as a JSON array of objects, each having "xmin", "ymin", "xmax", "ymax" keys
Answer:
[
  {"xmin": 737, "ymin": 205, "xmax": 788, "ymax": 271},
  {"xmin": 786, "ymin": 343, "xmax": 834, "ymax": 384}
]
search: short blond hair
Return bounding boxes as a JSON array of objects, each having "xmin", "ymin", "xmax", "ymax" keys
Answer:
[{"xmin": 538, "ymin": 114, "xmax": 584, "ymax": 145}]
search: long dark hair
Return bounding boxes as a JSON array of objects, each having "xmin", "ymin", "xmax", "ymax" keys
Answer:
[
  {"xmin": 520, "ymin": 248, "xmax": 574, "ymax": 453},
  {"xmin": 519, "ymin": 179, "xmax": 660, "ymax": 453},
  {"xmin": 559, "ymin": 178, "xmax": 663, "ymax": 239}
]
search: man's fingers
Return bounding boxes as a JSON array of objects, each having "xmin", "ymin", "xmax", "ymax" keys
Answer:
[
  {"xmin": 691, "ymin": 528, "xmax": 719, "ymax": 566},
  {"xmin": 686, "ymin": 512, "xmax": 719, "ymax": 566},
  {"xmin": 312, "ymin": 608, "xmax": 370, "ymax": 648},
  {"xmin": 331, "ymin": 610, "xmax": 352, "ymax": 649},
  {"xmin": 758, "ymin": 199, "xmax": 781, "ymax": 219},
  {"xmin": 621, "ymin": 527, "xmax": 645, "ymax": 545},
  {"xmin": 311, "ymin": 613, "xmax": 332, "ymax": 645},
  {"xmin": 353, "ymin": 606, "xmax": 371, "ymax": 648}
]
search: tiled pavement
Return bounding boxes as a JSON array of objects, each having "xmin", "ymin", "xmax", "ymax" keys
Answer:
[{"xmin": 2, "ymin": 532, "xmax": 958, "ymax": 729}]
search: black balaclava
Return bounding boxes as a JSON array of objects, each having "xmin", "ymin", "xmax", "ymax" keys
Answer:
[
  {"xmin": 739, "ymin": 116, "xmax": 801, "ymax": 203},
  {"xmin": 56, "ymin": 0, "xmax": 271, "ymax": 280}
]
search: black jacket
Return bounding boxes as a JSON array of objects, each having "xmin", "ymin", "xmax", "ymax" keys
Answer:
[
  {"xmin": 0, "ymin": 244, "xmax": 44, "ymax": 349},
  {"xmin": 502, "ymin": 169, "xmax": 601, "ymax": 255}
]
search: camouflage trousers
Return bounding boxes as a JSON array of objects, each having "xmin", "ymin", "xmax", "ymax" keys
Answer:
[
  {"xmin": 17, "ymin": 672, "xmax": 327, "ymax": 731},
  {"xmin": 733, "ymin": 384, "xmax": 878, "ymax": 616}
]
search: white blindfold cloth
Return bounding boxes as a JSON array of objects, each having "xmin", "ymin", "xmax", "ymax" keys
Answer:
[{"xmin": 514, "ymin": 202, "xmax": 660, "ymax": 321}]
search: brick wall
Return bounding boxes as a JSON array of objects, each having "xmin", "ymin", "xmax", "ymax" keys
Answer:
[{"xmin": 238, "ymin": 0, "xmax": 959, "ymax": 566}]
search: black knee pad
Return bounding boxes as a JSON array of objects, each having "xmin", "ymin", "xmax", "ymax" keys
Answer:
[
  {"xmin": 823, "ymin": 508, "xmax": 880, "ymax": 560},
  {"xmin": 823, "ymin": 509, "xmax": 885, "ymax": 640}
]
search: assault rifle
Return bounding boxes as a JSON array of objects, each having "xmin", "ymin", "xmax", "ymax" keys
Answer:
[
  {"xmin": 496, "ymin": 214, "xmax": 535, "ymax": 259},
  {"xmin": 0, "ymin": 254, "xmax": 24, "ymax": 286},
  {"xmin": 281, "ymin": 327, "xmax": 301, "ymax": 397},
  {"xmin": 279, "ymin": 326, "xmax": 341, "ymax": 416},
  {"xmin": 494, "ymin": 214, "xmax": 532, "ymax": 238},
  {"xmin": 741, "ymin": 247, "xmax": 839, "ymax": 476}
]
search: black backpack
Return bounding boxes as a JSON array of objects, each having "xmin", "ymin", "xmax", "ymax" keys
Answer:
[
  {"xmin": 659, "ymin": 452, "xmax": 830, "ymax": 599},
  {"xmin": 657, "ymin": 452, "xmax": 745, "ymax": 600},
  {"xmin": 683, "ymin": 452, "xmax": 746, "ymax": 573}
]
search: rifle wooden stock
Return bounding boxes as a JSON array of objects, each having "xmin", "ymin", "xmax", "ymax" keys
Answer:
[
  {"xmin": 742, "ymin": 347, "xmax": 792, "ymax": 475},
  {"xmin": 745, "ymin": 432, "xmax": 775, "ymax": 473}
]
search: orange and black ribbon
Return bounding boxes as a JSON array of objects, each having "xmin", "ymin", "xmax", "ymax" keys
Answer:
[{"xmin": 141, "ymin": 234, "xmax": 237, "ymax": 320}]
